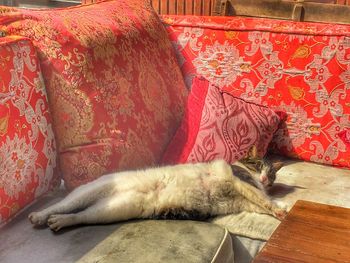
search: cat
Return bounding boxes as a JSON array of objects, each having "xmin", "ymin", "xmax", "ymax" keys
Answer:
[
  {"xmin": 234, "ymin": 146, "xmax": 284, "ymax": 190},
  {"xmin": 28, "ymin": 159, "xmax": 287, "ymax": 232}
]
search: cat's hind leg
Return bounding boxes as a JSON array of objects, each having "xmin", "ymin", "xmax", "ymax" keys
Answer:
[
  {"xmin": 47, "ymin": 192, "xmax": 143, "ymax": 231},
  {"xmin": 29, "ymin": 179, "xmax": 114, "ymax": 226}
]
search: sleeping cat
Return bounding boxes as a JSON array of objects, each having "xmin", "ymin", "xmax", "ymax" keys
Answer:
[
  {"xmin": 28, "ymin": 158, "xmax": 286, "ymax": 232},
  {"xmin": 234, "ymin": 146, "xmax": 283, "ymax": 190}
]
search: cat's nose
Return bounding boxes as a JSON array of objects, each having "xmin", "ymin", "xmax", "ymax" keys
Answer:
[{"xmin": 260, "ymin": 175, "xmax": 268, "ymax": 185}]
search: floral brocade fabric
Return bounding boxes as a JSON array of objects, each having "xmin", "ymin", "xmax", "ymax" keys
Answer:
[
  {"xmin": 0, "ymin": 0, "xmax": 188, "ymax": 190},
  {"xmin": 162, "ymin": 77, "xmax": 281, "ymax": 165},
  {"xmin": 0, "ymin": 37, "xmax": 59, "ymax": 226},
  {"xmin": 162, "ymin": 15, "xmax": 350, "ymax": 168}
]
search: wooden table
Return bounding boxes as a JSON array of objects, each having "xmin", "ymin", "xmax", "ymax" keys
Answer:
[{"xmin": 253, "ymin": 200, "xmax": 350, "ymax": 263}]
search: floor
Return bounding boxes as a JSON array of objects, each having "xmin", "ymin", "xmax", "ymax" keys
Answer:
[{"xmin": 1, "ymin": 159, "xmax": 350, "ymax": 263}]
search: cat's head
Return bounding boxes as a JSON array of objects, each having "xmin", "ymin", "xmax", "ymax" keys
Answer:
[{"xmin": 240, "ymin": 146, "xmax": 283, "ymax": 188}]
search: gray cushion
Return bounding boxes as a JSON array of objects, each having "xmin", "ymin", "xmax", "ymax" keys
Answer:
[{"xmin": 77, "ymin": 220, "xmax": 233, "ymax": 263}]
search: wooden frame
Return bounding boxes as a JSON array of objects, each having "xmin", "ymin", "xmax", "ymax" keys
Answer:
[
  {"xmin": 215, "ymin": 0, "xmax": 350, "ymax": 24},
  {"xmin": 3, "ymin": 0, "xmax": 350, "ymax": 22}
]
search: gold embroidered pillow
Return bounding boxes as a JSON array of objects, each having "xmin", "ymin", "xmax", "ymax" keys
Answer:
[
  {"xmin": 0, "ymin": 36, "xmax": 59, "ymax": 226},
  {"xmin": 0, "ymin": 0, "xmax": 188, "ymax": 190}
]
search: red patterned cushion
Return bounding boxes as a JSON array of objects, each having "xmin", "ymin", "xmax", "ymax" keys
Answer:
[
  {"xmin": 0, "ymin": 0, "xmax": 188, "ymax": 190},
  {"xmin": 162, "ymin": 15, "xmax": 350, "ymax": 168},
  {"xmin": 162, "ymin": 77, "xmax": 281, "ymax": 165},
  {"xmin": 0, "ymin": 36, "xmax": 59, "ymax": 226}
]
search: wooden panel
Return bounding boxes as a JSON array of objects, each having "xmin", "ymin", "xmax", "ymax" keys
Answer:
[
  {"xmin": 223, "ymin": 0, "xmax": 350, "ymax": 24},
  {"xmin": 336, "ymin": 0, "xmax": 350, "ymax": 4},
  {"xmin": 226, "ymin": 0, "xmax": 297, "ymax": 20},
  {"xmin": 82, "ymin": 0, "xmax": 95, "ymax": 3},
  {"xmin": 185, "ymin": 0, "xmax": 193, "ymax": 15},
  {"xmin": 81, "ymin": 0, "xmax": 350, "ymax": 8},
  {"xmin": 168, "ymin": 0, "xmax": 176, "ymax": 14},
  {"xmin": 301, "ymin": 0, "xmax": 350, "ymax": 4},
  {"xmin": 152, "ymin": 0, "xmax": 160, "ymax": 13},
  {"xmin": 193, "ymin": 0, "xmax": 202, "ymax": 15},
  {"xmin": 149, "ymin": 0, "xmax": 215, "ymax": 15},
  {"xmin": 177, "ymin": 0, "xmax": 185, "ymax": 14},
  {"xmin": 203, "ymin": 0, "xmax": 212, "ymax": 16},
  {"xmin": 253, "ymin": 200, "xmax": 350, "ymax": 263},
  {"xmin": 160, "ymin": 0, "xmax": 168, "ymax": 14}
]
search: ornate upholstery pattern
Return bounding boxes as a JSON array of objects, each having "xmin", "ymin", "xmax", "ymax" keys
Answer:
[
  {"xmin": 162, "ymin": 77, "xmax": 281, "ymax": 164},
  {"xmin": 163, "ymin": 15, "xmax": 350, "ymax": 168},
  {"xmin": 0, "ymin": 36, "xmax": 58, "ymax": 226},
  {"xmin": 0, "ymin": 0, "xmax": 188, "ymax": 189}
]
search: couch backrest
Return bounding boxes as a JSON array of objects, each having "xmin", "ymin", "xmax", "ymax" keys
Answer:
[{"xmin": 162, "ymin": 14, "xmax": 350, "ymax": 168}]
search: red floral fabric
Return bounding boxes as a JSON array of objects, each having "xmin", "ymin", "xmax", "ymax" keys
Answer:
[
  {"xmin": 162, "ymin": 77, "xmax": 281, "ymax": 165},
  {"xmin": 0, "ymin": 1, "xmax": 188, "ymax": 190},
  {"xmin": 0, "ymin": 36, "xmax": 59, "ymax": 226},
  {"xmin": 162, "ymin": 15, "xmax": 350, "ymax": 168}
]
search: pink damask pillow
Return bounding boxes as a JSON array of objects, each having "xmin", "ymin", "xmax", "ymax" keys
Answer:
[{"xmin": 162, "ymin": 77, "xmax": 281, "ymax": 164}]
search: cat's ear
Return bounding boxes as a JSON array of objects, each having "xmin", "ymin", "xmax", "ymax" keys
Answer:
[
  {"xmin": 272, "ymin": 161, "xmax": 284, "ymax": 171},
  {"xmin": 247, "ymin": 145, "xmax": 258, "ymax": 159}
]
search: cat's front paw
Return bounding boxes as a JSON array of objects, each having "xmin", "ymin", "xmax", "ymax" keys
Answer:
[
  {"xmin": 273, "ymin": 207, "xmax": 288, "ymax": 220},
  {"xmin": 274, "ymin": 200, "xmax": 291, "ymax": 212},
  {"xmin": 270, "ymin": 201, "xmax": 289, "ymax": 220},
  {"xmin": 28, "ymin": 211, "xmax": 49, "ymax": 226}
]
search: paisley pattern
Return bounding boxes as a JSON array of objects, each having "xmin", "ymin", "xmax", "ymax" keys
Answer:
[
  {"xmin": 0, "ymin": 37, "xmax": 58, "ymax": 226},
  {"xmin": 162, "ymin": 15, "xmax": 350, "ymax": 168},
  {"xmin": 0, "ymin": 0, "xmax": 188, "ymax": 190},
  {"xmin": 162, "ymin": 77, "xmax": 281, "ymax": 165},
  {"xmin": 193, "ymin": 41, "xmax": 249, "ymax": 88}
]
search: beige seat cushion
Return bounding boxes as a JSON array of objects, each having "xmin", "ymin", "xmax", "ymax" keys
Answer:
[{"xmin": 77, "ymin": 220, "xmax": 233, "ymax": 263}]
